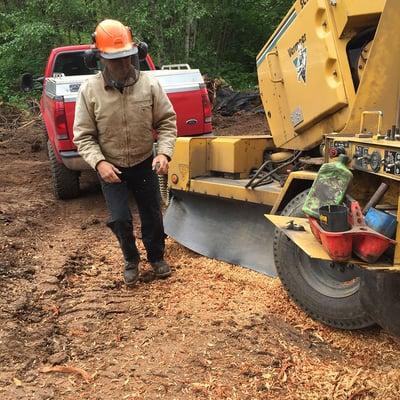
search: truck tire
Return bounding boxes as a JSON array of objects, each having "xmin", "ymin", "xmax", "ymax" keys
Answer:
[
  {"xmin": 273, "ymin": 189, "xmax": 375, "ymax": 330},
  {"xmin": 47, "ymin": 141, "xmax": 80, "ymax": 200}
]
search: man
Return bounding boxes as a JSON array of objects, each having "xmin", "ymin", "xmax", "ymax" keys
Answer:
[{"xmin": 73, "ymin": 19, "xmax": 177, "ymax": 286}]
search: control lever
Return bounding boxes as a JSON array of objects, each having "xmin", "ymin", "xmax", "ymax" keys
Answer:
[
  {"xmin": 362, "ymin": 183, "xmax": 389, "ymax": 215},
  {"xmin": 355, "ymin": 155, "xmax": 371, "ymax": 162},
  {"xmin": 385, "ymin": 161, "xmax": 400, "ymax": 168}
]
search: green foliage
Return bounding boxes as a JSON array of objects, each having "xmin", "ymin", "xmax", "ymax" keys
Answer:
[{"xmin": 0, "ymin": 0, "xmax": 293, "ymax": 103}]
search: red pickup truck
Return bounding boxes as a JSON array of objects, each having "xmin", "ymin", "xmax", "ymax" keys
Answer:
[{"xmin": 23, "ymin": 44, "xmax": 212, "ymax": 199}]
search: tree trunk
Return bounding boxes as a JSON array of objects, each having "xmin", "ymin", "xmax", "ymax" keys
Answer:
[
  {"xmin": 150, "ymin": 0, "xmax": 164, "ymax": 66},
  {"xmin": 184, "ymin": 1, "xmax": 193, "ymax": 62},
  {"xmin": 192, "ymin": 19, "xmax": 197, "ymax": 51}
]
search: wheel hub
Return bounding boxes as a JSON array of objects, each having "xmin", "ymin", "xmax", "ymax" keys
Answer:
[{"xmin": 297, "ymin": 248, "xmax": 360, "ymax": 298}]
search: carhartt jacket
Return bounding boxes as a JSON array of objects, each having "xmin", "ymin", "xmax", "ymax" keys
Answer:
[{"xmin": 73, "ymin": 71, "xmax": 177, "ymax": 169}]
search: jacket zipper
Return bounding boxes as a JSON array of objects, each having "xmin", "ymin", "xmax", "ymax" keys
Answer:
[{"xmin": 121, "ymin": 90, "xmax": 129, "ymax": 165}]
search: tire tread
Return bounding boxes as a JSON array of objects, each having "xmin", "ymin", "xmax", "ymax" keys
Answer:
[{"xmin": 47, "ymin": 141, "xmax": 80, "ymax": 200}]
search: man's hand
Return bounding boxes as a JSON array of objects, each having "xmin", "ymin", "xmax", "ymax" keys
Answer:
[
  {"xmin": 152, "ymin": 154, "xmax": 169, "ymax": 175},
  {"xmin": 96, "ymin": 160, "xmax": 122, "ymax": 183}
]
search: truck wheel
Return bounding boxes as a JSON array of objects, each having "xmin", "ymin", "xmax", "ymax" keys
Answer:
[
  {"xmin": 47, "ymin": 141, "xmax": 80, "ymax": 200},
  {"xmin": 273, "ymin": 189, "xmax": 375, "ymax": 330}
]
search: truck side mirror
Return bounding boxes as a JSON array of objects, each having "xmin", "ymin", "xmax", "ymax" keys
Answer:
[
  {"xmin": 21, "ymin": 73, "xmax": 34, "ymax": 92},
  {"xmin": 138, "ymin": 42, "xmax": 148, "ymax": 61},
  {"xmin": 21, "ymin": 74, "xmax": 45, "ymax": 91}
]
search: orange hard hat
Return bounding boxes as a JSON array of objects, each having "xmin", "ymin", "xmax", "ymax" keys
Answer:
[{"xmin": 93, "ymin": 19, "xmax": 138, "ymax": 59}]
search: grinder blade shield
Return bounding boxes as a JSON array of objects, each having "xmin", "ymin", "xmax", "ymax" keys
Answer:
[{"xmin": 164, "ymin": 190, "xmax": 277, "ymax": 277}]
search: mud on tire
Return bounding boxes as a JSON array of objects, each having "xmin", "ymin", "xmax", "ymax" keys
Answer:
[
  {"xmin": 47, "ymin": 141, "xmax": 80, "ymax": 200},
  {"xmin": 273, "ymin": 189, "xmax": 375, "ymax": 330}
]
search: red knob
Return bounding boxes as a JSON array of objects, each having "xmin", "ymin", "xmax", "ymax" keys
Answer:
[{"xmin": 329, "ymin": 147, "xmax": 338, "ymax": 158}]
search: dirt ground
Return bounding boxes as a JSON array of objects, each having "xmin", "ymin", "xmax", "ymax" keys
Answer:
[
  {"xmin": 1, "ymin": 111, "xmax": 400, "ymax": 400},
  {"xmin": 212, "ymin": 112, "xmax": 269, "ymax": 136}
]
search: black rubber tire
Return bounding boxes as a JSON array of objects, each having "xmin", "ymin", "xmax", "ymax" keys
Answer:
[
  {"xmin": 47, "ymin": 141, "xmax": 80, "ymax": 200},
  {"xmin": 273, "ymin": 189, "xmax": 375, "ymax": 330}
]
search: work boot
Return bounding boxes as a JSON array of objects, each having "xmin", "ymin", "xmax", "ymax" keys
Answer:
[
  {"xmin": 150, "ymin": 260, "xmax": 171, "ymax": 278},
  {"xmin": 124, "ymin": 260, "xmax": 139, "ymax": 286}
]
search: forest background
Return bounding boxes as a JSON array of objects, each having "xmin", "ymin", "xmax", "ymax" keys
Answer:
[{"xmin": 0, "ymin": 0, "xmax": 292, "ymax": 105}]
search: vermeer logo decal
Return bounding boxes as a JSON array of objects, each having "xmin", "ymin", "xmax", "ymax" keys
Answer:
[
  {"xmin": 300, "ymin": 0, "xmax": 309, "ymax": 8},
  {"xmin": 288, "ymin": 34, "xmax": 307, "ymax": 84}
]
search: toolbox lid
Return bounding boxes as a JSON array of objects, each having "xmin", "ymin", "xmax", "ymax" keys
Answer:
[{"xmin": 44, "ymin": 69, "xmax": 204, "ymax": 101}]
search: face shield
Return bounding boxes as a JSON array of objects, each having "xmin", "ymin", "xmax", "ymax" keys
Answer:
[
  {"xmin": 104, "ymin": 55, "xmax": 141, "ymax": 89},
  {"xmin": 85, "ymin": 40, "xmax": 148, "ymax": 90}
]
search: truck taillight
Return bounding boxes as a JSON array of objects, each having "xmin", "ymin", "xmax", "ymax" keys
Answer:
[
  {"xmin": 54, "ymin": 100, "xmax": 68, "ymax": 140},
  {"xmin": 201, "ymin": 91, "xmax": 212, "ymax": 124}
]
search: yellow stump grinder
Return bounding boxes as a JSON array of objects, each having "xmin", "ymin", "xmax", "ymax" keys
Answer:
[{"xmin": 164, "ymin": 0, "xmax": 400, "ymax": 336}]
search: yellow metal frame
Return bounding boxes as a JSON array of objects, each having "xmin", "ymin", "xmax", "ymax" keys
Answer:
[
  {"xmin": 270, "ymin": 170, "xmax": 317, "ymax": 214},
  {"xmin": 169, "ymin": 136, "xmax": 317, "ymax": 208},
  {"xmin": 189, "ymin": 178, "xmax": 281, "ymax": 206},
  {"xmin": 359, "ymin": 111, "xmax": 383, "ymax": 137},
  {"xmin": 266, "ymin": 215, "xmax": 333, "ymax": 261},
  {"xmin": 168, "ymin": 137, "xmax": 212, "ymax": 191},
  {"xmin": 208, "ymin": 136, "xmax": 273, "ymax": 177},
  {"xmin": 256, "ymin": 0, "xmax": 399, "ymax": 151}
]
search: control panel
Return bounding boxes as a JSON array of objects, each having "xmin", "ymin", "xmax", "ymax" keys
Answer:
[
  {"xmin": 383, "ymin": 150, "xmax": 400, "ymax": 175},
  {"xmin": 326, "ymin": 137, "xmax": 400, "ymax": 179},
  {"xmin": 328, "ymin": 141, "xmax": 350, "ymax": 158},
  {"xmin": 353, "ymin": 146, "xmax": 383, "ymax": 173}
]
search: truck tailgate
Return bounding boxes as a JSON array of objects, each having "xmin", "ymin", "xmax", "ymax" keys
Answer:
[{"xmin": 145, "ymin": 69, "xmax": 211, "ymax": 136}]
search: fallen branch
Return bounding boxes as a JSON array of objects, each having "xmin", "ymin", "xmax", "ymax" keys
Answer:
[
  {"xmin": 17, "ymin": 119, "xmax": 38, "ymax": 130},
  {"xmin": 41, "ymin": 365, "xmax": 92, "ymax": 383}
]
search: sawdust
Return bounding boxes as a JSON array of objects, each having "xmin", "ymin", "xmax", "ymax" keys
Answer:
[{"xmin": 0, "ymin": 114, "xmax": 400, "ymax": 399}]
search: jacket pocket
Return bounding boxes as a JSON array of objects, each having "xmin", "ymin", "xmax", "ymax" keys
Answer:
[
  {"xmin": 130, "ymin": 99, "xmax": 153, "ymax": 129},
  {"xmin": 98, "ymin": 126, "xmax": 115, "ymax": 144},
  {"xmin": 98, "ymin": 126, "xmax": 122, "ymax": 163}
]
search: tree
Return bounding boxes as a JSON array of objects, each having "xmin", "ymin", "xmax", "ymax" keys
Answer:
[{"xmin": 0, "ymin": 0, "xmax": 293, "ymax": 102}]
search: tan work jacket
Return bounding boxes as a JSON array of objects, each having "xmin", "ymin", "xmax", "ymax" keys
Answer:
[{"xmin": 73, "ymin": 71, "xmax": 177, "ymax": 170}]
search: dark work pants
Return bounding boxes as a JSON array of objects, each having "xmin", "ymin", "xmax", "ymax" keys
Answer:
[{"xmin": 99, "ymin": 156, "xmax": 165, "ymax": 264}]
